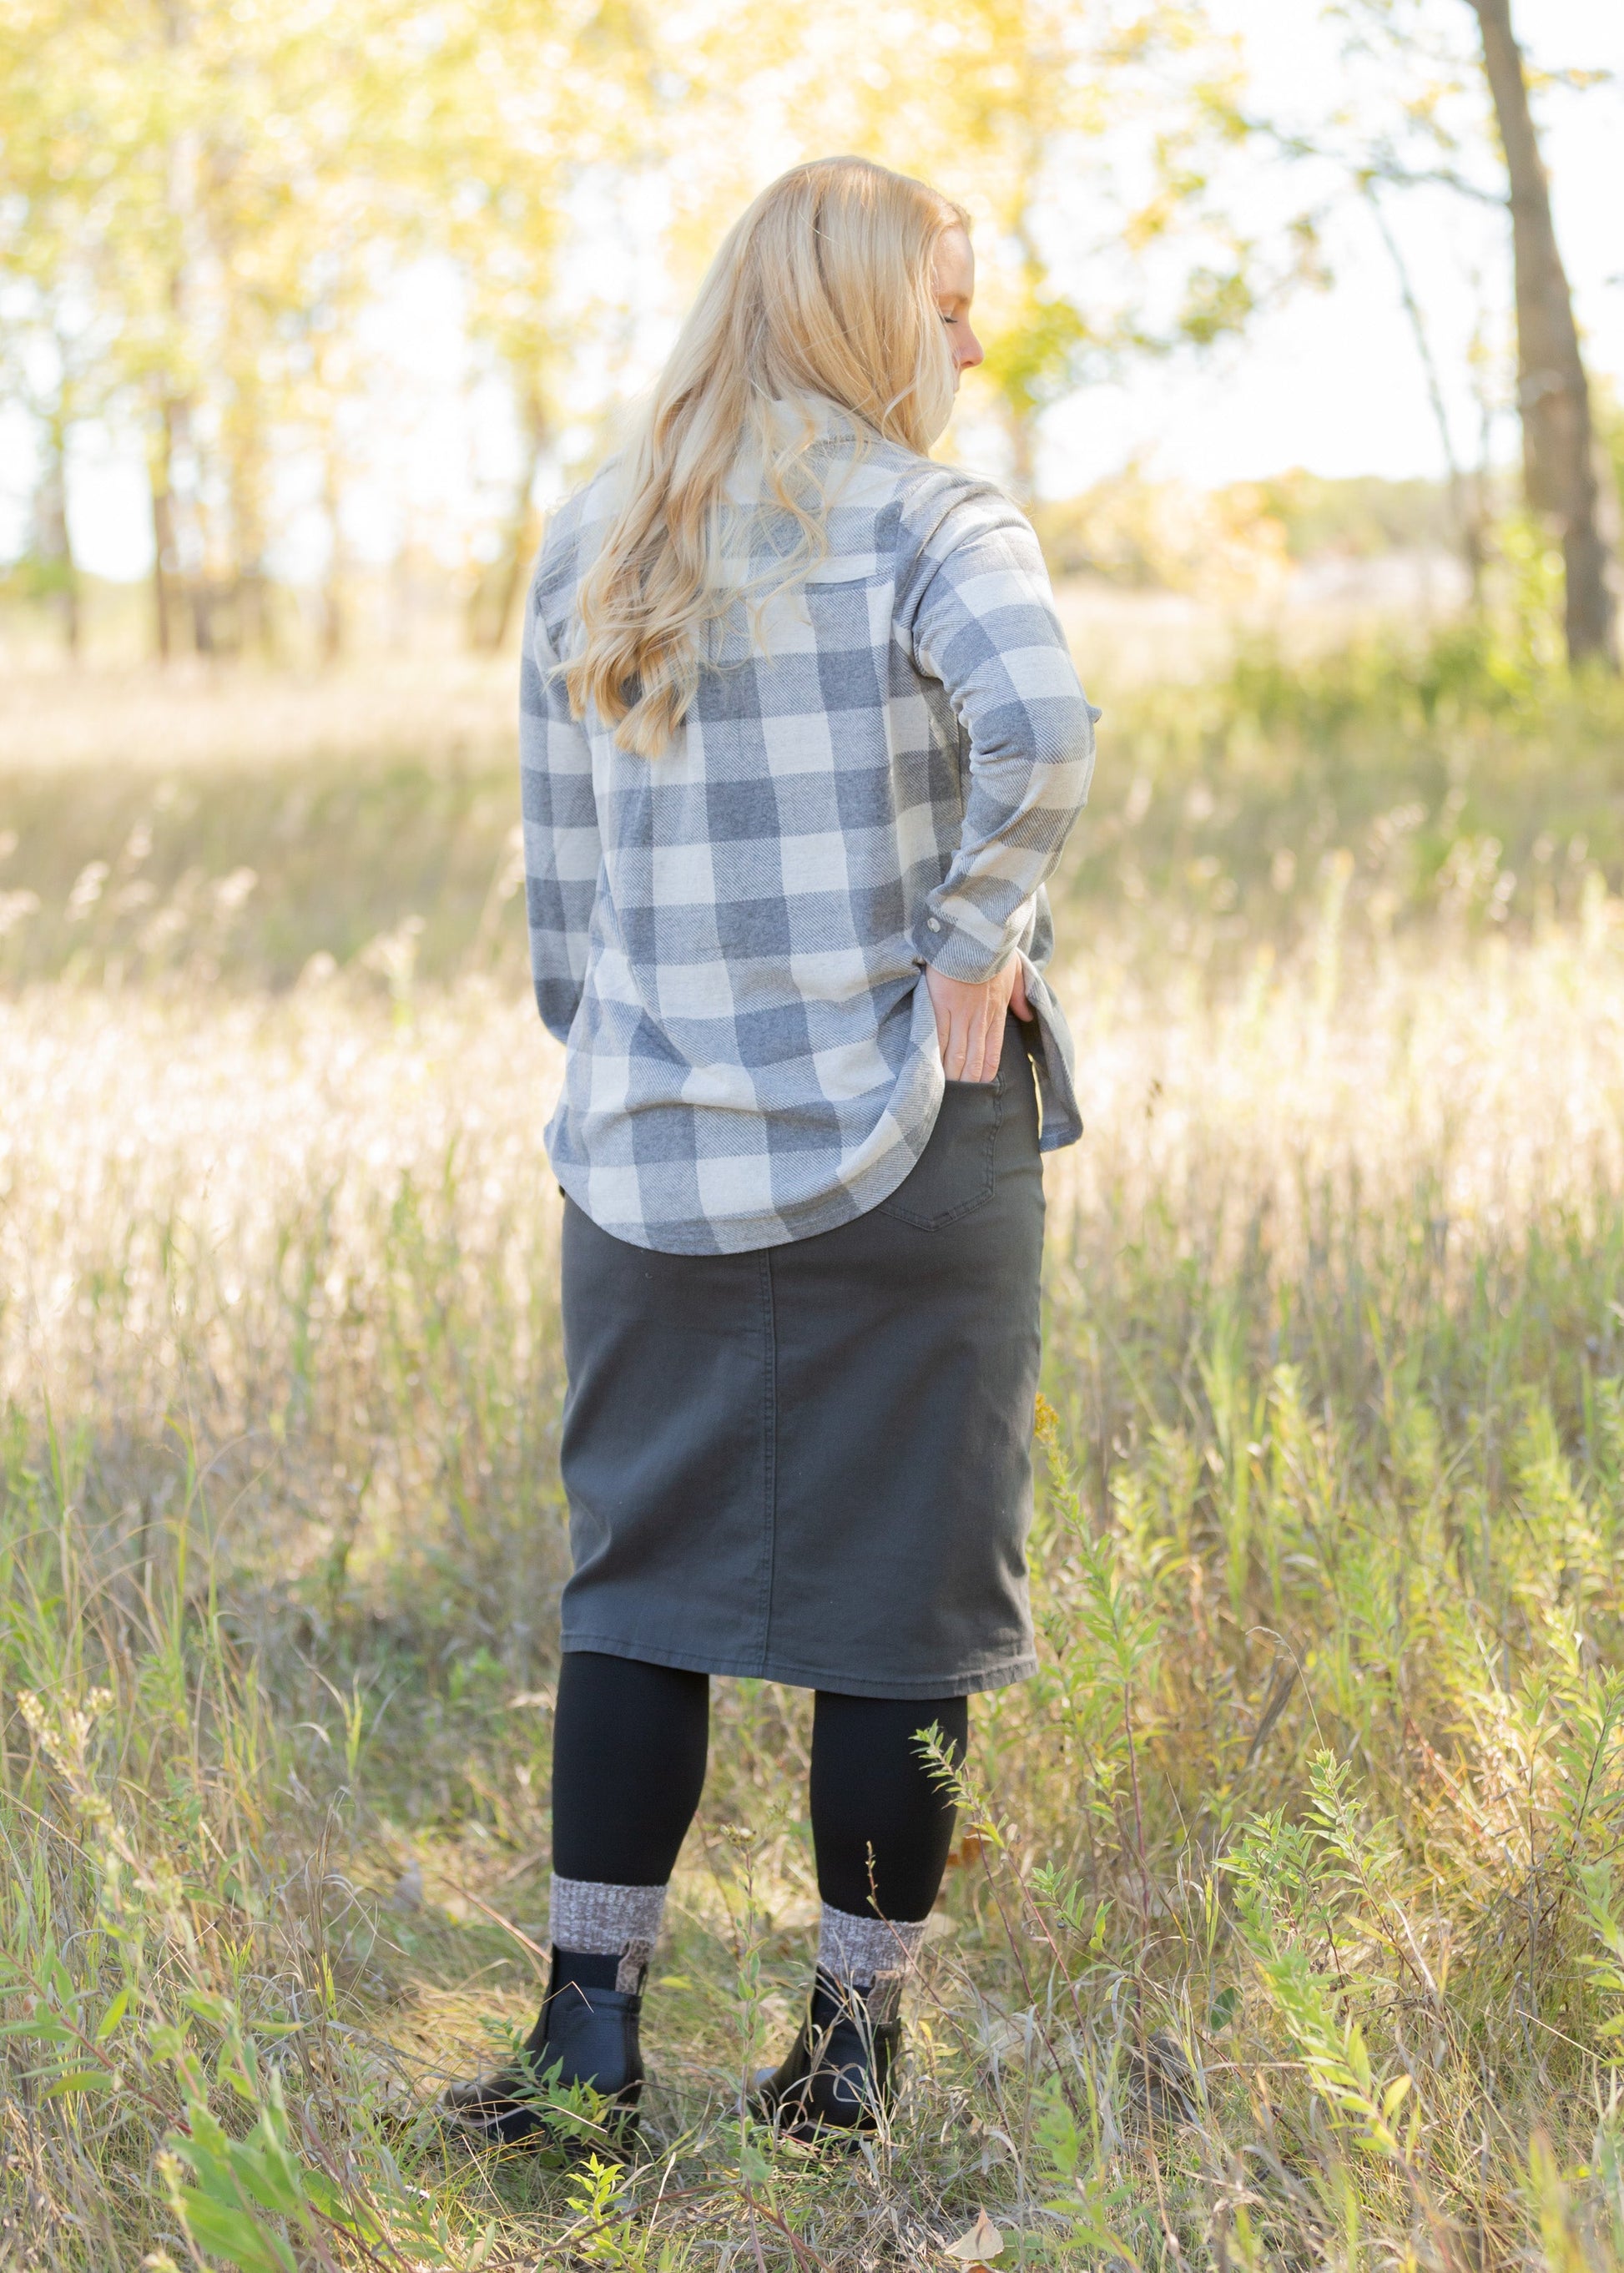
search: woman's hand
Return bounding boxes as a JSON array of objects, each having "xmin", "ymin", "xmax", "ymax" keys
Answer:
[{"xmin": 924, "ymin": 958, "xmax": 1030, "ymax": 1084}]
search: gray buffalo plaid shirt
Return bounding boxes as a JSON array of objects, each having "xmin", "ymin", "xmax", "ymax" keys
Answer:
[{"xmin": 520, "ymin": 405, "xmax": 1099, "ymax": 1255}]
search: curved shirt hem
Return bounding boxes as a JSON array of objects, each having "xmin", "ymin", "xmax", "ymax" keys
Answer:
[
  {"xmin": 547, "ymin": 982, "xmax": 1083, "ymax": 1253},
  {"xmin": 548, "ymin": 1090, "xmax": 946, "ymax": 1257}
]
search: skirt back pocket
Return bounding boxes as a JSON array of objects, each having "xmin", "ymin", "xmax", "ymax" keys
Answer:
[{"xmin": 878, "ymin": 1073, "xmax": 1003, "ymax": 1229}]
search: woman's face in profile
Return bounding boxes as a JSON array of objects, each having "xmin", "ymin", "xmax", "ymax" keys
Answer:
[{"xmin": 932, "ymin": 225, "xmax": 984, "ymax": 385}]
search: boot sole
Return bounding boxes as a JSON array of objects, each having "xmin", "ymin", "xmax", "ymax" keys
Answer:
[
  {"xmin": 749, "ymin": 2081, "xmax": 875, "ymax": 2150},
  {"xmin": 441, "ymin": 2099, "xmax": 643, "ymax": 2160}
]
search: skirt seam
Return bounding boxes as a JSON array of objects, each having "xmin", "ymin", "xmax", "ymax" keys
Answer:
[{"xmin": 755, "ymin": 1246, "xmax": 779, "ymax": 1670}]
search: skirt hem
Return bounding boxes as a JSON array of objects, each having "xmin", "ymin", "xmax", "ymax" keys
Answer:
[{"xmin": 560, "ymin": 1629, "xmax": 1036, "ymax": 1700}]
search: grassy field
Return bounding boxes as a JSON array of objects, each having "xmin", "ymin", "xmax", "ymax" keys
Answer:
[{"xmin": 8, "ymin": 638, "xmax": 1624, "ymax": 2269}]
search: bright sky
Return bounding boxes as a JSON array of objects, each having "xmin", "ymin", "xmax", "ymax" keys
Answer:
[{"xmin": 44, "ymin": 0, "xmax": 1624, "ymax": 580}]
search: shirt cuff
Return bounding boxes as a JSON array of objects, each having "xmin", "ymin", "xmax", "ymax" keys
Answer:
[{"xmin": 912, "ymin": 908, "xmax": 1016, "ymax": 984}]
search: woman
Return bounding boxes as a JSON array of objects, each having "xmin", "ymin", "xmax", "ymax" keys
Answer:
[{"xmin": 446, "ymin": 154, "xmax": 1097, "ymax": 2149}]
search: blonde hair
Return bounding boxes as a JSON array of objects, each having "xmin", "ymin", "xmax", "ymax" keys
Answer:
[{"xmin": 565, "ymin": 156, "xmax": 968, "ymax": 757}]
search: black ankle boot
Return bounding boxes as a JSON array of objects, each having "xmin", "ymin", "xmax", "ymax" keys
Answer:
[
  {"xmin": 442, "ymin": 1950, "xmax": 646, "ymax": 2150},
  {"xmin": 753, "ymin": 1969, "xmax": 901, "ymax": 2142}
]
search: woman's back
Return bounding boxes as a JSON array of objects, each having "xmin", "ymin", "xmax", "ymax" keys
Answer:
[
  {"xmin": 522, "ymin": 407, "xmax": 1097, "ymax": 1256},
  {"xmin": 451, "ymin": 157, "xmax": 1101, "ymax": 2159}
]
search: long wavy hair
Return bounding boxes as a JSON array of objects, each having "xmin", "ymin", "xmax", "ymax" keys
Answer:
[{"xmin": 564, "ymin": 156, "xmax": 968, "ymax": 757}]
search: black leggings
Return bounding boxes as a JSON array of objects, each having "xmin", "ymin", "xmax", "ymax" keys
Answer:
[{"xmin": 551, "ymin": 1651, "xmax": 967, "ymax": 1923}]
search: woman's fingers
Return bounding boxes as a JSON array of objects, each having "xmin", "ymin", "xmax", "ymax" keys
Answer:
[
  {"xmin": 980, "ymin": 997, "xmax": 1003, "ymax": 1079},
  {"xmin": 981, "ymin": 965, "xmax": 1015, "ymax": 1076},
  {"xmin": 962, "ymin": 1001, "xmax": 985, "ymax": 1081},
  {"xmin": 966, "ymin": 1003, "xmax": 990, "ymax": 1081},
  {"xmin": 937, "ymin": 988, "xmax": 956, "ymax": 1075},
  {"xmin": 969, "ymin": 1000, "xmax": 987, "ymax": 1078},
  {"xmin": 924, "ymin": 960, "xmax": 1023, "ymax": 1084},
  {"xmin": 969, "ymin": 1001, "xmax": 990, "ymax": 1078}
]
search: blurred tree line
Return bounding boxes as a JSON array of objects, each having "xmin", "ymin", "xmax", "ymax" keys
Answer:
[{"xmin": 0, "ymin": 0, "xmax": 1615, "ymax": 669}]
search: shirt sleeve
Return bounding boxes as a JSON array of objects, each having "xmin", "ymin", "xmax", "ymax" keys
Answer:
[
  {"xmin": 519, "ymin": 580, "xmax": 602, "ymax": 1043},
  {"xmin": 902, "ymin": 491, "xmax": 1098, "ymax": 984}
]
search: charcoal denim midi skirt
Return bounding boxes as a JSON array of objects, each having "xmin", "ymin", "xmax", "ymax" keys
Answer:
[{"xmin": 556, "ymin": 1017, "xmax": 1045, "ymax": 1697}]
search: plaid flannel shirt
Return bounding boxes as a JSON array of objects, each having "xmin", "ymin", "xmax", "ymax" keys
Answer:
[{"xmin": 520, "ymin": 406, "xmax": 1099, "ymax": 1256}]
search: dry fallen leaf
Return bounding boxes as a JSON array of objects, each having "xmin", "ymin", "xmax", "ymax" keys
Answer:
[{"xmin": 942, "ymin": 2209, "xmax": 1004, "ymax": 2265}]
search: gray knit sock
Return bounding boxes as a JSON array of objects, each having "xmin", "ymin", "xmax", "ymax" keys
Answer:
[
  {"xmin": 817, "ymin": 1902, "xmax": 927, "ymax": 2024},
  {"xmin": 549, "ymin": 1874, "xmax": 666, "ymax": 1993}
]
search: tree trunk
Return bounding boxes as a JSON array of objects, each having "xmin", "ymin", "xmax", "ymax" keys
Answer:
[
  {"xmin": 151, "ymin": 391, "xmax": 216, "ymax": 657},
  {"xmin": 36, "ymin": 416, "xmax": 80, "ymax": 660},
  {"xmin": 149, "ymin": 408, "xmax": 179, "ymax": 662},
  {"xmin": 320, "ymin": 446, "xmax": 347, "ymax": 665},
  {"xmin": 1469, "ymin": 0, "xmax": 1617, "ymax": 668},
  {"xmin": 224, "ymin": 401, "xmax": 272, "ymax": 658},
  {"xmin": 469, "ymin": 386, "xmax": 551, "ymax": 654}
]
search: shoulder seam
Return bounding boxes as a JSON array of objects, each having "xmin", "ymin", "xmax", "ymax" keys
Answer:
[{"xmin": 896, "ymin": 461, "xmax": 1028, "ymax": 557}]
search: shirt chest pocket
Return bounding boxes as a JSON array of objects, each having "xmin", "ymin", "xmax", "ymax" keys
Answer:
[
  {"xmin": 711, "ymin": 561, "xmax": 892, "ymax": 673},
  {"xmin": 878, "ymin": 1075, "xmax": 1003, "ymax": 1230},
  {"xmin": 791, "ymin": 559, "xmax": 895, "ymax": 653}
]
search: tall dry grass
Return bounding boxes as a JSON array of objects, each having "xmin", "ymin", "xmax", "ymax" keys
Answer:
[{"xmin": 8, "ymin": 651, "xmax": 1624, "ymax": 2266}]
